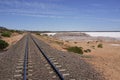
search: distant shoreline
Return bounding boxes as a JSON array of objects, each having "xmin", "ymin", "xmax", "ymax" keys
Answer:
[
  {"xmin": 54, "ymin": 31, "xmax": 120, "ymax": 32},
  {"xmin": 30, "ymin": 31, "xmax": 120, "ymax": 33}
]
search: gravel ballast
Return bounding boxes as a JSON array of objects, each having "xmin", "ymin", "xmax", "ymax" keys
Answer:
[{"xmin": 33, "ymin": 35, "xmax": 105, "ymax": 80}]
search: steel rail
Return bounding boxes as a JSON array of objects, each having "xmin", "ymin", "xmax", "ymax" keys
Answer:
[
  {"xmin": 23, "ymin": 36, "xmax": 28, "ymax": 80},
  {"xmin": 31, "ymin": 36, "xmax": 64, "ymax": 80}
]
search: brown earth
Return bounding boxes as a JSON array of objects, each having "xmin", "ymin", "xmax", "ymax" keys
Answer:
[
  {"xmin": 1, "ymin": 33, "xmax": 25, "ymax": 48},
  {"xmin": 34, "ymin": 33, "xmax": 120, "ymax": 80}
]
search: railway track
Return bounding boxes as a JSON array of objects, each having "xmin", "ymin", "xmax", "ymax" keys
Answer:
[
  {"xmin": 23, "ymin": 36, "xmax": 28, "ymax": 80},
  {"xmin": 13, "ymin": 36, "xmax": 33, "ymax": 80},
  {"xmin": 31, "ymin": 35, "xmax": 75, "ymax": 80},
  {"xmin": 12, "ymin": 35, "xmax": 73, "ymax": 80},
  {"xmin": 0, "ymin": 34, "xmax": 105, "ymax": 80},
  {"xmin": 31, "ymin": 36, "xmax": 65, "ymax": 80}
]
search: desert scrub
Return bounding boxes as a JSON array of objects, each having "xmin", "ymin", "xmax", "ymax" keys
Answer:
[
  {"xmin": 66, "ymin": 46, "xmax": 83, "ymax": 54},
  {"xmin": 1, "ymin": 31, "xmax": 11, "ymax": 37},
  {"xmin": 97, "ymin": 43, "xmax": 103, "ymax": 48},
  {"xmin": 0, "ymin": 40, "xmax": 9, "ymax": 50},
  {"xmin": 96, "ymin": 41, "xmax": 99, "ymax": 43},
  {"xmin": 65, "ymin": 40, "xmax": 69, "ymax": 43},
  {"xmin": 9, "ymin": 30, "xmax": 16, "ymax": 33},
  {"xmin": 81, "ymin": 55, "xmax": 92, "ymax": 58},
  {"xmin": 87, "ymin": 41, "xmax": 90, "ymax": 44},
  {"xmin": 42, "ymin": 34, "xmax": 48, "ymax": 36},
  {"xmin": 16, "ymin": 31, "xmax": 23, "ymax": 34},
  {"xmin": 36, "ymin": 33, "xmax": 40, "ymax": 35},
  {"xmin": 91, "ymin": 46, "xmax": 95, "ymax": 49},
  {"xmin": 55, "ymin": 41, "xmax": 64, "ymax": 45},
  {"xmin": 74, "ymin": 42, "xmax": 77, "ymax": 44},
  {"xmin": 84, "ymin": 49, "xmax": 91, "ymax": 53}
]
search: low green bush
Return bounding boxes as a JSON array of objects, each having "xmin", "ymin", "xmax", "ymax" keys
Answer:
[
  {"xmin": 97, "ymin": 43, "xmax": 103, "ymax": 48},
  {"xmin": 74, "ymin": 42, "xmax": 77, "ymax": 44},
  {"xmin": 67, "ymin": 46, "xmax": 83, "ymax": 54},
  {"xmin": 9, "ymin": 30, "xmax": 16, "ymax": 33},
  {"xmin": 0, "ymin": 40, "xmax": 9, "ymax": 50},
  {"xmin": 91, "ymin": 46, "xmax": 95, "ymax": 49},
  {"xmin": 1, "ymin": 31, "xmax": 11, "ymax": 37},
  {"xmin": 84, "ymin": 49, "xmax": 91, "ymax": 53},
  {"xmin": 36, "ymin": 33, "xmax": 40, "ymax": 35}
]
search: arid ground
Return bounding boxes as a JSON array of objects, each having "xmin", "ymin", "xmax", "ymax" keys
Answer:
[
  {"xmin": 34, "ymin": 32, "xmax": 120, "ymax": 80},
  {"xmin": 1, "ymin": 32, "xmax": 25, "ymax": 49},
  {"xmin": 1, "ymin": 32, "xmax": 120, "ymax": 80}
]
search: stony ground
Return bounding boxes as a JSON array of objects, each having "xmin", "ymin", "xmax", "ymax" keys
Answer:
[
  {"xmin": 33, "ymin": 34, "xmax": 105, "ymax": 80},
  {"xmin": 0, "ymin": 34, "xmax": 105, "ymax": 80},
  {"xmin": 34, "ymin": 33, "xmax": 120, "ymax": 80},
  {"xmin": 85, "ymin": 42, "xmax": 120, "ymax": 80},
  {"xmin": 2, "ymin": 32, "xmax": 119, "ymax": 80},
  {"xmin": 0, "ymin": 35, "xmax": 26, "ymax": 80}
]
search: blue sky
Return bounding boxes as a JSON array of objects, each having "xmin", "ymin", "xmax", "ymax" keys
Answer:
[{"xmin": 0, "ymin": 0, "xmax": 120, "ymax": 31}]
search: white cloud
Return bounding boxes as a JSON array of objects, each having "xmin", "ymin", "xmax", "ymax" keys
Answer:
[
  {"xmin": 0, "ymin": 0, "xmax": 75, "ymax": 18},
  {"xmin": 12, "ymin": 12, "xmax": 65, "ymax": 18}
]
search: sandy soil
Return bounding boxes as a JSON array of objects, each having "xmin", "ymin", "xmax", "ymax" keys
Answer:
[
  {"xmin": 34, "ymin": 34, "xmax": 120, "ymax": 80},
  {"xmin": 84, "ymin": 42, "xmax": 120, "ymax": 80},
  {"xmin": 33, "ymin": 34, "xmax": 66, "ymax": 51},
  {"xmin": 1, "ymin": 33, "xmax": 25, "ymax": 48}
]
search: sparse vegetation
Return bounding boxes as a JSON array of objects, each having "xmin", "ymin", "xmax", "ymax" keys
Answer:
[
  {"xmin": 42, "ymin": 34, "xmax": 48, "ymax": 36},
  {"xmin": 66, "ymin": 46, "xmax": 83, "ymax": 54},
  {"xmin": 84, "ymin": 49, "xmax": 91, "ymax": 53},
  {"xmin": 9, "ymin": 30, "xmax": 16, "ymax": 33},
  {"xmin": 87, "ymin": 41, "xmax": 90, "ymax": 44},
  {"xmin": 65, "ymin": 40, "xmax": 69, "ymax": 43},
  {"xmin": 10, "ymin": 30, "xmax": 23, "ymax": 34},
  {"xmin": 1, "ymin": 31, "xmax": 11, "ymax": 37},
  {"xmin": 16, "ymin": 31, "xmax": 23, "ymax": 34},
  {"xmin": 55, "ymin": 41, "xmax": 64, "ymax": 45},
  {"xmin": 91, "ymin": 46, "xmax": 95, "ymax": 49},
  {"xmin": 96, "ymin": 41, "xmax": 99, "ymax": 43},
  {"xmin": 0, "ymin": 26, "xmax": 8, "ymax": 33},
  {"xmin": 81, "ymin": 55, "xmax": 92, "ymax": 58},
  {"xmin": 97, "ymin": 43, "xmax": 103, "ymax": 48},
  {"xmin": 74, "ymin": 42, "xmax": 77, "ymax": 44},
  {"xmin": 0, "ymin": 40, "xmax": 9, "ymax": 50},
  {"xmin": 36, "ymin": 33, "xmax": 40, "ymax": 35}
]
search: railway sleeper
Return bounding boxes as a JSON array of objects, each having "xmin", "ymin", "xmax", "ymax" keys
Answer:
[{"xmin": 14, "ymin": 63, "xmax": 33, "ymax": 79}]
